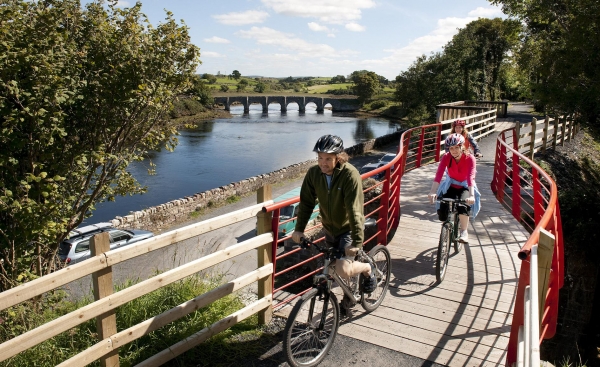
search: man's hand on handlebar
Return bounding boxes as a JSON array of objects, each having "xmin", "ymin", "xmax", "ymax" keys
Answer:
[{"xmin": 292, "ymin": 231, "xmax": 304, "ymax": 243}]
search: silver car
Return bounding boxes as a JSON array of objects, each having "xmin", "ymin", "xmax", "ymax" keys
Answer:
[{"xmin": 58, "ymin": 222, "xmax": 153, "ymax": 265}]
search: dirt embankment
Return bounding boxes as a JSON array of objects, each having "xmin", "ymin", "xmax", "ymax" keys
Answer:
[{"xmin": 536, "ymin": 128, "xmax": 600, "ymax": 366}]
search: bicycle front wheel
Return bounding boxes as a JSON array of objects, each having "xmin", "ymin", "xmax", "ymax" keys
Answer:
[
  {"xmin": 361, "ymin": 245, "xmax": 391, "ymax": 312},
  {"xmin": 283, "ymin": 288, "xmax": 340, "ymax": 367},
  {"xmin": 436, "ymin": 222, "xmax": 452, "ymax": 282},
  {"xmin": 453, "ymin": 214, "xmax": 463, "ymax": 254}
]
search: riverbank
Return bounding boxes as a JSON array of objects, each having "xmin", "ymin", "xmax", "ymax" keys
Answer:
[{"xmin": 110, "ymin": 130, "xmax": 402, "ymax": 234}]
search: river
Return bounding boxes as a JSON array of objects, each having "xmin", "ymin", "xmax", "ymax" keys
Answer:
[{"xmin": 90, "ymin": 103, "xmax": 400, "ymax": 222}]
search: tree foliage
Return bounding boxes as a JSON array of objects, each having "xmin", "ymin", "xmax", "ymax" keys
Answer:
[
  {"xmin": 236, "ymin": 79, "xmax": 248, "ymax": 92},
  {"xmin": 350, "ymin": 70, "xmax": 382, "ymax": 103},
  {"xmin": 394, "ymin": 18, "xmax": 521, "ymax": 120},
  {"xmin": 230, "ymin": 70, "xmax": 241, "ymax": 80},
  {"xmin": 0, "ymin": 0, "xmax": 200, "ymax": 290},
  {"xmin": 491, "ymin": 0, "xmax": 600, "ymax": 124}
]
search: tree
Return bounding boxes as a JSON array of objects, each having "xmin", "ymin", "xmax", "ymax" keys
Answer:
[
  {"xmin": 0, "ymin": 0, "xmax": 200, "ymax": 290},
  {"xmin": 491, "ymin": 0, "xmax": 600, "ymax": 124},
  {"xmin": 220, "ymin": 84, "xmax": 229, "ymax": 92},
  {"xmin": 231, "ymin": 70, "xmax": 241, "ymax": 80},
  {"xmin": 254, "ymin": 82, "xmax": 267, "ymax": 93},
  {"xmin": 236, "ymin": 79, "xmax": 248, "ymax": 92},
  {"xmin": 351, "ymin": 71, "xmax": 381, "ymax": 104},
  {"xmin": 330, "ymin": 75, "xmax": 346, "ymax": 84}
]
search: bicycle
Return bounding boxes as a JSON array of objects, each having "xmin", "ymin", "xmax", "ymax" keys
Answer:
[
  {"xmin": 436, "ymin": 198, "xmax": 466, "ymax": 283},
  {"xmin": 282, "ymin": 237, "xmax": 391, "ymax": 367}
]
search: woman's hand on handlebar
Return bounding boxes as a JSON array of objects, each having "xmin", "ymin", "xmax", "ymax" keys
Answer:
[
  {"xmin": 465, "ymin": 196, "xmax": 475, "ymax": 205},
  {"xmin": 292, "ymin": 231, "xmax": 304, "ymax": 243},
  {"xmin": 428, "ymin": 192, "xmax": 437, "ymax": 204},
  {"xmin": 475, "ymin": 153, "xmax": 483, "ymax": 159}
]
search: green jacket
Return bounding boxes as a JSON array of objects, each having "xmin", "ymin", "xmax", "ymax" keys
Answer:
[{"xmin": 295, "ymin": 162, "xmax": 365, "ymax": 247}]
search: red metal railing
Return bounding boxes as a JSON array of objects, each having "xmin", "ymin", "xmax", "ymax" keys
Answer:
[
  {"xmin": 262, "ymin": 123, "xmax": 443, "ymax": 308},
  {"xmin": 491, "ymin": 128, "xmax": 564, "ymax": 366}
]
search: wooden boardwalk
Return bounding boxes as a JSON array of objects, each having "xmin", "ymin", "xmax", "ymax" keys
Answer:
[{"xmin": 334, "ymin": 123, "xmax": 529, "ymax": 366}]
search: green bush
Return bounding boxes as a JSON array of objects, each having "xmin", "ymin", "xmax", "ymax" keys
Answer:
[{"xmin": 170, "ymin": 98, "xmax": 207, "ymax": 118}]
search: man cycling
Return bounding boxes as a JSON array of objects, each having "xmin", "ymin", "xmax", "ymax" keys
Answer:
[
  {"xmin": 292, "ymin": 134, "xmax": 376, "ymax": 315},
  {"xmin": 428, "ymin": 133, "xmax": 481, "ymax": 243}
]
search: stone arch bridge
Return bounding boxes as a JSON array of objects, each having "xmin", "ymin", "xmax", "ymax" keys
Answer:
[{"xmin": 213, "ymin": 95, "xmax": 360, "ymax": 113}]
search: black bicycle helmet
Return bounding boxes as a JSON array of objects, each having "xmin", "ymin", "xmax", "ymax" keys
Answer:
[{"xmin": 313, "ymin": 134, "xmax": 344, "ymax": 154}]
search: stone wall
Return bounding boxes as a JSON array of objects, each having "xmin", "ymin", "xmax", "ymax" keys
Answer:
[{"xmin": 111, "ymin": 130, "xmax": 402, "ymax": 232}]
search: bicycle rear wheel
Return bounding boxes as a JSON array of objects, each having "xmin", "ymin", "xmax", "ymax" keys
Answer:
[
  {"xmin": 436, "ymin": 222, "xmax": 452, "ymax": 282},
  {"xmin": 283, "ymin": 288, "xmax": 340, "ymax": 367},
  {"xmin": 361, "ymin": 245, "xmax": 391, "ymax": 312}
]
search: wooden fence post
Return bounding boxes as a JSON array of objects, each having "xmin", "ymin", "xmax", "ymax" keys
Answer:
[
  {"xmin": 561, "ymin": 117, "xmax": 567, "ymax": 146},
  {"xmin": 552, "ymin": 116, "xmax": 559, "ymax": 150},
  {"xmin": 91, "ymin": 232, "xmax": 119, "ymax": 367},
  {"xmin": 542, "ymin": 116, "xmax": 549, "ymax": 153},
  {"xmin": 530, "ymin": 118, "xmax": 537, "ymax": 160},
  {"xmin": 537, "ymin": 229, "xmax": 556, "ymax": 324},
  {"xmin": 256, "ymin": 185, "xmax": 273, "ymax": 325}
]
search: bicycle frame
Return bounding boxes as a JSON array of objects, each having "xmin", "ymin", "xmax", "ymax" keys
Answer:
[{"xmin": 314, "ymin": 252, "xmax": 366, "ymax": 306}]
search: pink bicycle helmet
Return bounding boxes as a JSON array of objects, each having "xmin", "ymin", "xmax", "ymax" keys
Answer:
[
  {"xmin": 453, "ymin": 119, "xmax": 466, "ymax": 127},
  {"xmin": 445, "ymin": 133, "xmax": 465, "ymax": 147}
]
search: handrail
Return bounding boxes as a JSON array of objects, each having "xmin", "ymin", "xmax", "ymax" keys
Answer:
[{"xmin": 491, "ymin": 127, "xmax": 564, "ymax": 366}]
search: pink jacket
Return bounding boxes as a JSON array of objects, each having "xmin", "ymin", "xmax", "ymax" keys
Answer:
[{"xmin": 434, "ymin": 153, "xmax": 476, "ymax": 187}]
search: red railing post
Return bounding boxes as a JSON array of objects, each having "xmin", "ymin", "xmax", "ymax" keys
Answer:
[
  {"xmin": 512, "ymin": 153, "xmax": 521, "ymax": 219},
  {"xmin": 533, "ymin": 171, "xmax": 543, "ymax": 225},
  {"xmin": 415, "ymin": 127, "xmax": 425, "ymax": 168},
  {"xmin": 378, "ymin": 170, "xmax": 390, "ymax": 245},
  {"xmin": 435, "ymin": 125, "xmax": 442, "ymax": 162}
]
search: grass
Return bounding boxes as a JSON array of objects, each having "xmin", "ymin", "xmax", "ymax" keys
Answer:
[
  {"xmin": 0, "ymin": 274, "xmax": 262, "ymax": 367},
  {"xmin": 306, "ymin": 83, "xmax": 352, "ymax": 93}
]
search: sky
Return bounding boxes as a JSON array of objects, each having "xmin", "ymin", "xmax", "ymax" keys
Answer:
[{"xmin": 111, "ymin": 0, "xmax": 505, "ymax": 80}]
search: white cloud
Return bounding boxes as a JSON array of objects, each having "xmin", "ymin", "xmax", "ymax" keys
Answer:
[
  {"xmin": 327, "ymin": 33, "xmax": 336, "ymax": 38},
  {"xmin": 469, "ymin": 6, "xmax": 504, "ymax": 18},
  {"xmin": 115, "ymin": 1, "xmax": 130, "ymax": 7},
  {"xmin": 212, "ymin": 10, "xmax": 270, "ymax": 26},
  {"xmin": 202, "ymin": 51, "xmax": 225, "ymax": 58},
  {"xmin": 358, "ymin": 11, "xmax": 496, "ymax": 78},
  {"xmin": 261, "ymin": 0, "xmax": 375, "ymax": 24},
  {"xmin": 236, "ymin": 27, "xmax": 336, "ymax": 57},
  {"xmin": 345, "ymin": 23, "xmax": 365, "ymax": 32},
  {"xmin": 308, "ymin": 22, "xmax": 329, "ymax": 32},
  {"xmin": 204, "ymin": 36, "xmax": 231, "ymax": 44}
]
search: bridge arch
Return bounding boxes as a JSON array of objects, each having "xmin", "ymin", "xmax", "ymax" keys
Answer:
[
  {"xmin": 248, "ymin": 96, "xmax": 267, "ymax": 113},
  {"xmin": 285, "ymin": 96, "xmax": 305, "ymax": 113},
  {"xmin": 227, "ymin": 96, "xmax": 249, "ymax": 113},
  {"xmin": 305, "ymin": 96, "xmax": 324, "ymax": 112},
  {"xmin": 266, "ymin": 96, "xmax": 286, "ymax": 113}
]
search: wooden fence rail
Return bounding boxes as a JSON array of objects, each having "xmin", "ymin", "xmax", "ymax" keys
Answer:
[
  {"xmin": 514, "ymin": 115, "xmax": 580, "ymax": 159},
  {"xmin": 0, "ymin": 202, "xmax": 274, "ymax": 367}
]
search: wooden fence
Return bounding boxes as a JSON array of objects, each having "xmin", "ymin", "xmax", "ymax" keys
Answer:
[
  {"xmin": 437, "ymin": 100, "xmax": 508, "ymax": 121},
  {"xmin": 514, "ymin": 115, "xmax": 580, "ymax": 159},
  {"xmin": 0, "ymin": 203, "xmax": 274, "ymax": 367}
]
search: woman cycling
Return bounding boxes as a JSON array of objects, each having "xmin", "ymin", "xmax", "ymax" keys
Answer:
[
  {"xmin": 444, "ymin": 119, "xmax": 482, "ymax": 158},
  {"xmin": 429, "ymin": 133, "xmax": 481, "ymax": 243}
]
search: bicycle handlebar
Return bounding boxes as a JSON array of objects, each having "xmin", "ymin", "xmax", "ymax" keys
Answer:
[{"xmin": 438, "ymin": 198, "xmax": 468, "ymax": 203}]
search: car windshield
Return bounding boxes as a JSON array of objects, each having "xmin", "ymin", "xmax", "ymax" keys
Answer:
[
  {"xmin": 280, "ymin": 205, "xmax": 294, "ymax": 218},
  {"xmin": 58, "ymin": 242, "xmax": 71, "ymax": 256},
  {"xmin": 381, "ymin": 155, "xmax": 395, "ymax": 162},
  {"xmin": 360, "ymin": 166, "xmax": 376, "ymax": 174}
]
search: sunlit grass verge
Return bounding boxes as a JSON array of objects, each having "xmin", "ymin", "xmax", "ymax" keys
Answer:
[{"xmin": 0, "ymin": 274, "xmax": 263, "ymax": 367}]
